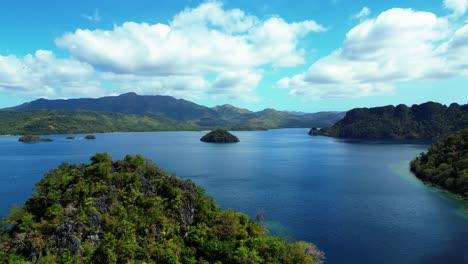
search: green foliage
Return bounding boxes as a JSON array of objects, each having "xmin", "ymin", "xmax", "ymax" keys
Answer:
[
  {"xmin": 410, "ymin": 128, "xmax": 468, "ymax": 198},
  {"xmin": 314, "ymin": 102, "xmax": 468, "ymax": 140},
  {"xmin": 0, "ymin": 153, "xmax": 323, "ymax": 263},
  {"xmin": 0, "ymin": 109, "xmax": 202, "ymax": 135}
]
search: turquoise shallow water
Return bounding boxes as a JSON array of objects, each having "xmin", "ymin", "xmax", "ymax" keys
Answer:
[{"xmin": 1, "ymin": 129, "xmax": 467, "ymax": 263}]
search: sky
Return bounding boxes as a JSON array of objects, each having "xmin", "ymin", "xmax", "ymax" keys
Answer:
[{"xmin": 0, "ymin": 0, "xmax": 467, "ymax": 112}]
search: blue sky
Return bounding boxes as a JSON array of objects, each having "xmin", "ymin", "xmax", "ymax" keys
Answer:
[{"xmin": 0, "ymin": 0, "xmax": 467, "ymax": 112}]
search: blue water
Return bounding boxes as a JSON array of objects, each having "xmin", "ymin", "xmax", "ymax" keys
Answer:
[{"xmin": 1, "ymin": 129, "xmax": 467, "ymax": 264}]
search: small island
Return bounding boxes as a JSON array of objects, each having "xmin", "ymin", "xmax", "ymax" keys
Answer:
[
  {"xmin": 200, "ymin": 129, "xmax": 239, "ymax": 143},
  {"xmin": 84, "ymin": 134, "xmax": 96, "ymax": 140},
  {"xmin": 18, "ymin": 135, "xmax": 53, "ymax": 143},
  {"xmin": 65, "ymin": 136, "xmax": 75, "ymax": 140}
]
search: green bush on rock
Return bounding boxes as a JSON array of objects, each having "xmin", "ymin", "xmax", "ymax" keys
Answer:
[
  {"xmin": 18, "ymin": 135, "xmax": 53, "ymax": 143},
  {"xmin": 0, "ymin": 153, "xmax": 323, "ymax": 264}
]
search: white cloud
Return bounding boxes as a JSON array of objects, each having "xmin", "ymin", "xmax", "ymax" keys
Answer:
[
  {"xmin": 277, "ymin": 8, "xmax": 468, "ymax": 100},
  {"xmin": 444, "ymin": 0, "xmax": 468, "ymax": 17},
  {"xmin": 82, "ymin": 9, "xmax": 101, "ymax": 22},
  {"xmin": 171, "ymin": 1, "xmax": 258, "ymax": 33},
  {"xmin": 353, "ymin": 7, "xmax": 371, "ymax": 19},
  {"xmin": 101, "ymin": 73, "xmax": 209, "ymax": 100},
  {"xmin": 101, "ymin": 69, "xmax": 262, "ymax": 102},
  {"xmin": 209, "ymin": 70, "xmax": 263, "ymax": 101},
  {"xmin": 0, "ymin": 50, "xmax": 105, "ymax": 98},
  {"xmin": 55, "ymin": 0, "xmax": 325, "ymax": 101}
]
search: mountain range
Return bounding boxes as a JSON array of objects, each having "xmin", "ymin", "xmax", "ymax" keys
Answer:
[{"xmin": 2, "ymin": 93, "xmax": 345, "ymax": 134}]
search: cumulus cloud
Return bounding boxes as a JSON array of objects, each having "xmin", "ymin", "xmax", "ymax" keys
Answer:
[
  {"xmin": 444, "ymin": 0, "xmax": 468, "ymax": 17},
  {"xmin": 171, "ymin": 1, "xmax": 258, "ymax": 33},
  {"xmin": 353, "ymin": 7, "xmax": 371, "ymax": 19},
  {"xmin": 0, "ymin": 50, "xmax": 104, "ymax": 98},
  {"xmin": 101, "ymin": 69, "xmax": 262, "ymax": 102},
  {"xmin": 277, "ymin": 8, "xmax": 468, "ymax": 100},
  {"xmin": 55, "ymin": 1, "xmax": 325, "ymax": 100},
  {"xmin": 101, "ymin": 73, "xmax": 209, "ymax": 100}
]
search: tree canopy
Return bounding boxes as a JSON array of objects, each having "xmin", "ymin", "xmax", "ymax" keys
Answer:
[
  {"xmin": 312, "ymin": 102, "xmax": 468, "ymax": 140},
  {"xmin": 410, "ymin": 128, "xmax": 468, "ymax": 198},
  {"xmin": 0, "ymin": 153, "xmax": 323, "ymax": 264}
]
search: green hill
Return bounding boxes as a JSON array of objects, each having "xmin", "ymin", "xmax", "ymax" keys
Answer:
[
  {"xmin": 410, "ymin": 128, "xmax": 468, "ymax": 198},
  {"xmin": 0, "ymin": 153, "xmax": 324, "ymax": 263},
  {"xmin": 8, "ymin": 92, "xmax": 213, "ymax": 121},
  {"xmin": 0, "ymin": 110, "xmax": 201, "ymax": 135},
  {"xmin": 311, "ymin": 102, "xmax": 468, "ymax": 140},
  {"xmin": 4, "ymin": 93, "xmax": 344, "ymax": 131}
]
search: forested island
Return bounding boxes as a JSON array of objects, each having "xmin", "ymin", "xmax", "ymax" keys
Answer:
[
  {"xmin": 410, "ymin": 128, "xmax": 468, "ymax": 199},
  {"xmin": 0, "ymin": 153, "xmax": 324, "ymax": 263},
  {"xmin": 200, "ymin": 129, "xmax": 239, "ymax": 143},
  {"xmin": 311, "ymin": 102, "xmax": 468, "ymax": 140}
]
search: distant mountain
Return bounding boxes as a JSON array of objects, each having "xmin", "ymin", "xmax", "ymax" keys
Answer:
[
  {"xmin": 213, "ymin": 104, "xmax": 252, "ymax": 114},
  {"xmin": 311, "ymin": 102, "xmax": 468, "ymax": 140},
  {"xmin": 285, "ymin": 111, "xmax": 312, "ymax": 116},
  {"xmin": 8, "ymin": 92, "xmax": 215, "ymax": 121},
  {"xmin": 5, "ymin": 93, "xmax": 344, "ymax": 131}
]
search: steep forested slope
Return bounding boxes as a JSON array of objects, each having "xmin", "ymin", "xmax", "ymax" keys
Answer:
[
  {"xmin": 0, "ymin": 154, "xmax": 324, "ymax": 263},
  {"xmin": 312, "ymin": 102, "xmax": 467, "ymax": 140},
  {"xmin": 410, "ymin": 128, "xmax": 468, "ymax": 198}
]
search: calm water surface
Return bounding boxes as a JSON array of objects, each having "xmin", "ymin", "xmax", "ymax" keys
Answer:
[{"xmin": 0, "ymin": 129, "xmax": 467, "ymax": 263}]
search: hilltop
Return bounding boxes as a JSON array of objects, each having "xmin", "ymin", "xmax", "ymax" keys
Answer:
[{"xmin": 0, "ymin": 153, "xmax": 324, "ymax": 263}]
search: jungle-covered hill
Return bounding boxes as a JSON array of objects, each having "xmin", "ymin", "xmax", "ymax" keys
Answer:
[
  {"xmin": 0, "ymin": 153, "xmax": 324, "ymax": 264},
  {"xmin": 410, "ymin": 128, "xmax": 468, "ymax": 199},
  {"xmin": 4, "ymin": 92, "xmax": 344, "ymax": 133},
  {"xmin": 0, "ymin": 110, "xmax": 202, "ymax": 135},
  {"xmin": 311, "ymin": 102, "xmax": 468, "ymax": 140}
]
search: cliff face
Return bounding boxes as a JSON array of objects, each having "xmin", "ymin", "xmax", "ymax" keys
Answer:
[
  {"xmin": 0, "ymin": 153, "xmax": 323, "ymax": 264},
  {"xmin": 312, "ymin": 102, "xmax": 468, "ymax": 140}
]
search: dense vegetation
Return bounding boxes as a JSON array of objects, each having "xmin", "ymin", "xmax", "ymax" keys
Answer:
[
  {"xmin": 0, "ymin": 153, "xmax": 324, "ymax": 263},
  {"xmin": 0, "ymin": 110, "xmax": 201, "ymax": 135},
  {"xmin": 200, "ymin": 129, "xmax": 239, "ymax": 143},
  {"xmin": 312, "ymin": 102, "xmax": 468, "ymax": 140},
  {"xmin": 4, "ymin": 92, "xmax": 344, "ymax": 133},
  {"xmin": 410, "ymin": 128, "xmax": 468, "ymax": 198},
  {"xmin": 18, "ymin": 135, "xmax": 53, "ymax": 143}
]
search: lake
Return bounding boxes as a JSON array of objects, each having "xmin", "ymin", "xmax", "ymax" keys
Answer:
[{"xmin": 1, "ymin": 129, "xmax": 467, "ymax": 263}]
